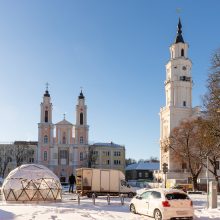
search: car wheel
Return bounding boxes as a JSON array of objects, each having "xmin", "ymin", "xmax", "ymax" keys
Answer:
[
  {"xmin": 154, "ymin": 209, "xmax": 162, "ymax": 220},
  {"xmin": 128, "ymin": 192, "xmax": 134, "ymax": 198},
  {"xmin": 130, "ymin": 204, "xmax": 136, "ymax": 214}
]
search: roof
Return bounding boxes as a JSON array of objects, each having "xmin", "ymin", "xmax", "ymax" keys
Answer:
[
  {"xmin": 174, "ymin": 18, "xmax": 184, "ymax": 44},
  {"xmin": 56, "ymin": 119, "xmax": 73, "ymax": 126},
  {"xmin": 126, "ymin": 161, "xmax": 160, "ymax": 171},
  {"xmin": 91, "ymin": 142, "xmax": 124, "ymax": 148}
]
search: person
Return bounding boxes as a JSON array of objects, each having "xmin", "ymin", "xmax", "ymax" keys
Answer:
[{"xmin": 68, "ymin": 173, "xmax": 76, "ymax": 193}]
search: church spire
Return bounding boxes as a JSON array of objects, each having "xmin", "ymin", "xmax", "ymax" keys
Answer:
[
  {"xmin": 175, "ymin": 18, "xmax": 184, "ymax": 44},
  {"xmin": 44, "ymin": 82, "xmax": 50, "ymax": 97},
  {"xmin": 78, "ymin": 89, "xmax": 85, "ymax": 99}
]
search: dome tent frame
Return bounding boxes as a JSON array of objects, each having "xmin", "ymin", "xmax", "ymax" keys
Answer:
[{"xmin": 2, "ymin": 164, "xmax": 62, "ymax": 202}]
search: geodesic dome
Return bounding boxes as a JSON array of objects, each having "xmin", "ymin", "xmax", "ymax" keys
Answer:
[{"xmin": 2, "ymin": 164, "xmax": 62, "ymax": 202}]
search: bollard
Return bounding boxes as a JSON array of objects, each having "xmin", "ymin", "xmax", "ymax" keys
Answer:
[
  {"xmin": 107, "ymin": 194, "xmax": 110, "ymax": 205},
  {"xmin": 77, "ymin": 193, "xmax": 80, "ymax": 205},
  {"xmin": 92, "ymin": 193, "xmax": 96, "ymax": 205},
  {"xmin": 120, "ymin": 194, "xmax": 124, "ymax": 205}
]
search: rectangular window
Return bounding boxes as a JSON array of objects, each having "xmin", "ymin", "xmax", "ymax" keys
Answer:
[
  {"xmin": 80, "ymin": 152, "xmax": 83, "ymax": 161},
  {"xmin": 114, "ymin": 160, "xmax": 121, "ymax": 165},
  {"xmin": 216, "ymin": 161, "xmax": 219, "ymax": 170},
  {"xmin": 102, "ymin": 151, "xmax": 110, "ymax": 156},
  {"xmin": 80, "ymin": 136, "xmax": 83, "ymax": 144},
  {"xmin": 60, "ymin": 150, "xmax": 68, "ymax": 159},
  {"xmin": 93, "ymin": 151, "xmax": 98, "ymax": 155},
  {"xmin": 114, "ymin": 151, "xmax": 121, "ymax": 156},
  {"xmin": 44, "ymin": 151, "xmax": 47, "ymax": 161},
  {"xmin": 107, "ymin": 160, "xmax": 110, "ymax": 165}
]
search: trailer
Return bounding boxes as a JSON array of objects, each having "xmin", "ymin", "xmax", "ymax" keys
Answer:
[{"xmin": 76, "ymin": 168, "xmax": 136, "ymax": 198}]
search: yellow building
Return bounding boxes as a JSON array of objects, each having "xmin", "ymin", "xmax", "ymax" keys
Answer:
[{"xmin": 89, "ymin": 142, "xmax": 125, "ymax": 173}]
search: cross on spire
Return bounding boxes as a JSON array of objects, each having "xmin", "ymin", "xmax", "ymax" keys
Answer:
[{"xmin": 46, "ymin": 82, "xmax": 49, "ymax": 91}]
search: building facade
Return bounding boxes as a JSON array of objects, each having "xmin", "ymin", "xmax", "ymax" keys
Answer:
[
  {"xmin": 37, "ymin": 88, "xmax": 89, "ymax": 182},
  {"xmin": 89, "ymin": 142, "xmax": 125, "ymax": 172},
  {"xmin": 0, "ymin": 141, "xmax": 37, "ymax": 178}
]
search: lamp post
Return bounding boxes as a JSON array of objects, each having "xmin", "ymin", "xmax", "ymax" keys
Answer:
[{"xmin": 206, "ymin": 156, "xmax": 209, "ymax": 208}]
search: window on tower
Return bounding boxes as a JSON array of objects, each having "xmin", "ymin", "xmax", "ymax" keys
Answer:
[
  {"xmin": 181, "ymin": 49, "xmax": 184, "ymax": 57},
  {"xmin": 80, "ymin": 136, "xmax": 83, "ymax": 144},
  {"xmin": 80, "ymin": 152, "xmax": 83, "ymax": 161},
  {"xmin": 183, "ymin": 101, "xmax": 186, "ymax": 107},
  {"xmin": 44, "ymin": 151, "xmax": 47, "ymax": 161},
  {"xmin": 80, "ymin": 113, "xmax": 83, "ymax": 125},
  {"xmin": 44, "ymin": 135, "xmax": 48, "ymax": 144},
  {"xmin": 45, "ymin": 110, "xmax": 48, "ymax": 122},
  {"xmin": 62, "ymin": 135, "xmax": 66, "ymax": 144}
]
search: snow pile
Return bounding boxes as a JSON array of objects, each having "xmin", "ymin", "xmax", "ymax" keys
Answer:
[{"xmin": 2, "ymin": 164, "xmax": 62, "ymax": 202}]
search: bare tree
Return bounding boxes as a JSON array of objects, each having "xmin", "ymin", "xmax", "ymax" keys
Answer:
[
  {"xmin": 0, "ymin": 145, "xmax": 13, "ymax": 178},
  {"xmin": 13, "ymin": 142, "xmax": 35, "ymax": 167},
  {"xmin": 168, "ymin": 119, "xmax": 205, "ymax": 190},
  {"xmin": 202, "ymin": 48, "xmax": 220, "ymax": 190},
  {"xmin": 87, "ymin": 146, "xmax": 98, "ymax": 168}
]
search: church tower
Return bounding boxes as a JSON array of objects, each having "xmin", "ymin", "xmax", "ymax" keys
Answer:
[
  {"xmin": 37, "ymin": 84, "xmax": 54, "ymax": 165},
  {"xmin": 160, "ymin": 19, "xmax": 193, "ymax": 172},
  {"xmin": 75, "ymin": 90, "xmax": 89, "ymax": 145}
]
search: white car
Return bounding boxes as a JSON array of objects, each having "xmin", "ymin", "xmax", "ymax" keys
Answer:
[{"xmin": 130, "ymin": 188, "xmax": 194, "ymax": 220}]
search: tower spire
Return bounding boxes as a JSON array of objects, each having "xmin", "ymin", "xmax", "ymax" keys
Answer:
[
  {"xmin": 175, "ymin": 18, "xmax": 184, "ymax": 43},
  {"xmin": 44, "ymin": 82, "xmax": 50, "ymax": 97}
]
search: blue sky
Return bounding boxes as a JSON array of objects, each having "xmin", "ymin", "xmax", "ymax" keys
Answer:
[{"xmin": 0, "ymin": 1, "xmax": 219, "ymax": 160}]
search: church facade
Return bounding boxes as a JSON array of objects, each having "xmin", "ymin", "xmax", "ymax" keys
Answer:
[{"xmin": 37, "ymin": 88, "xmax": 89, "ymax": 182}]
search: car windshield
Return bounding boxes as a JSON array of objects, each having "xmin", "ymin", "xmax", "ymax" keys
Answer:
[{"xmin": 166, "ymin": 193, "xmax": 189, "ymax": 200}]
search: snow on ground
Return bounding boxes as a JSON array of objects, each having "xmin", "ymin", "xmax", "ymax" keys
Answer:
[{"xmin": 0, "ymin": 193, "xmax": 220, "ymax": 220}]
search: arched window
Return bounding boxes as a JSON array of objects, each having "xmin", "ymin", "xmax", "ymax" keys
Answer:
[
  {"xmin": 44, "ymin": 151, "xmax": 47, "ymax": 161},
  {"xmin": 44, "ymin": 135, "xmax": 48, "ymax": 144},
  {"xmin": 62, "ymin": 136, "xmax": 66, "ymax": 144},
  {"xmin": 183, "ymin": 101, "xmax": 186, "ymax": 107},
  {"xmin": 181, "ymin": 49, "xmax": 184, "ymax": 57},
  {"xmin": 45, "ymin": 110, "xmax": 48, "ymax": 122},
  {"xmin": 80, "ymin": 113, "xmax": 83, "ymax": 125},
  {"xmin": 80, "ymin": 136, "xmax": 83, "ymax": 144}
]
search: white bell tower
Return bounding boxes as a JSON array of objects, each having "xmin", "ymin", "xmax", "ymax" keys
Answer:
[{"xmin": 160, "ymin": 19, "xmax": 193, "ymax": 171}]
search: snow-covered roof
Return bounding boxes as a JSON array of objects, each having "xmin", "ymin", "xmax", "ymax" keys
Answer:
[
  {"xmin": 91, "ymin": 142, "xmax": 124, "ymax": 148},
  {"xmin": 126, "ymin": 161, "xmax": 159, "ymax": 171}
]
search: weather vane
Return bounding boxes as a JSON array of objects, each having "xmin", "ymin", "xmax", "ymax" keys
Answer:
[{"xmin": 176, "ymin": 8, "xmax": 181, "ymax": 15}]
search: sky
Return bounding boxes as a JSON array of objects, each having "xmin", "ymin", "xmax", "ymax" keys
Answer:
[{"xmin": 0, "ymin": 0, "xmax": 219, "ymax": 161}]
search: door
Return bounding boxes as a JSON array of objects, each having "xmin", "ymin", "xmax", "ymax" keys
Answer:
[{"xmin": 138, "ymin": 191, "xmax": 152, "ymax": 215}]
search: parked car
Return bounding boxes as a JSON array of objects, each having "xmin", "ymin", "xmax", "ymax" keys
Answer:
[
  {"xmin": 130, "ymin": 188, "xmax": 194, "ymax": 220},
  {"xmin": 172, "ymin": 184, "xmax": 193, "ymax": 192}
]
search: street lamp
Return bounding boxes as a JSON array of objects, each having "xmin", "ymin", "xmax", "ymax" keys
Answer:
[{"xmin": 206, "ymin": 156, "xmax": 209, "ymax": 208}]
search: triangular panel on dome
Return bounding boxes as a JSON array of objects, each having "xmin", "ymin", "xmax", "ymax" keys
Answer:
[
  {"xmin": 39, "ymin": 189, "xmax": 50, "ymax": 200},
  {"xmin": 32, "ymin": 191, "xmax": 44, "ymax": 201},
  {"xmin": 17, "ymin": 190, "xmax": 30, "ymax": 201},
  {"xmin": 39, "ymin": 179, "xmax": 49, "ymax": 189},
  {"xmin": 46, "ymin": 189, "xmax": 55, "ymax": 200},
  {"xmin": 13, "ymin": 189, "xmax": 23, "ymax": 201},
  {"xmin": 25, "ymin": 180, "xmax": 38, "ymax": 190},
  {"xmin": 5, "ymin": 189, "xmax": 16, "ymax": 201},
  {"xmin": 25, "ymin": 189, "xmax": 38, "ymax": 200}
]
